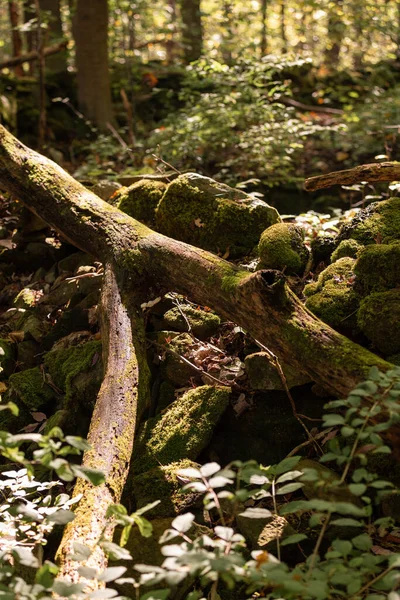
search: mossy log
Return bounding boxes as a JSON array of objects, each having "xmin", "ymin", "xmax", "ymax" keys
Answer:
[{"xmin": 0, "ymin": 124, "xmax": 396, "ymax": 582}]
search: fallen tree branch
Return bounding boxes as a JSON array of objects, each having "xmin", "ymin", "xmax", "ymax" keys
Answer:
[
  {"xmin": 56, "ymin": 264, "xmax": 150, "ymax": 588},
  {"xmin": 304, "ymin": 161, "xmax": 400, "ymax": 191},
  {"xmin": 0, "ymin": 40, "xmax": 68, "ymax": 71}
]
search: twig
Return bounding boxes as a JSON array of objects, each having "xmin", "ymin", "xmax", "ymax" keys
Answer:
[
  {"xmin": 151, "ymin": 153, "xmax": 181, "ymax": 174},
  {"xmin": 147, "ymin": 338, "xmax": 231, "ymax": 387},
  {"xmin": 285, "ymin": 428, "xmax": 334, "ymax": 458}
]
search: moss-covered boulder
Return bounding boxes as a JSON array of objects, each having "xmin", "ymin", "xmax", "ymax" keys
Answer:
[
  {"xmin": 163, "ymin": 306, "xmax": 221, "ymax": 340},
  {"xmin": 310, "ymin": 234, "xmax": 337, "ymax": 267},
  {"xmin": 44, "ymin": 339, "xmax": 103, "ymax": 406},
  {"xmin": 133, "ymin": 385, "xmax": 230, "ymax": 474},
  {"xmin": 331, "ymin": 238, "xmax": 362, "ymax": 263},
  {"xmin": 357, "ymin": 289, "xmax": 400, "ymax": 355},
  {"xmin": 155, "ymin": 173, "xmax": 280, "ymax": 258},
  {"xmin": 131, "ymin": 459, "xmax": 200, "ymax": 518},
  {"xmin": 258, "ymin": 223, "xmax": 309, "ymax": 275},
  {"xmin": 338, "ymin": 198, "xmax": 400, "ymax": 246},
  {"xmin": 9, "ymin": 366, "xmax": 55, "ymax": 410},
  {"xmin": 57, "ymin": 251, "xmax": 94, "ymax": 274},
  {"xmin": 91, "ymin": 180, "xmax": 122, "ymax": 203},
  {"xmin": 244, "ymin": 352, "xmax": 310, "ymax": 390},
  {"xmin": 16, "ymin": 313, "xmax": 50, "ymax": 343},
  {"xmin": 116, "ymin": 179, "xmax": 167, "ymax": 225},
  {"xmin": 0, "ymin": 339, "xmax": 15, "ymax": 378},
  {"xmin": 354, "ymin": 244, "xmax": 400, "ymax": 293},
  {"xmin": 160, "ymin": 332, "xmax": 197, "ymax": 386},
  {"xmin": 17, "ymin": 340, "xmax": 40, "ymax": 370},
  {"xmin": 304, "ymin": 258, "xmax": 361, "ymax": 332}
]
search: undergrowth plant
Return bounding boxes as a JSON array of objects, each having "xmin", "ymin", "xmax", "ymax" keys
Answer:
[{"xmin": 1, "ymin": 366, "xmax": 400, "ymax": 599}]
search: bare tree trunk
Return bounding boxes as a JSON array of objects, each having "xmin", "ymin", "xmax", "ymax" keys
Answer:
[
  {"xmin": 8, "ymin": 1, "xmax": 24, "ymax": 77},
  {"xmin": 280, "ymin": 0, "xmax": 287, "ymax": 54},
  {"xmin": 260, "ymin": 0, "xmax": 268, "ymax": 56},
  {"xmin": 72, "ymin": 0, "xmax": 114, "ymax": 129},
  {"xmin": 180, "ymin": 0, "xmax": 203, "ymax": 63},
  {"xmin": 325, "ymin": 0, "xmax": 345, "ymax": 67}
]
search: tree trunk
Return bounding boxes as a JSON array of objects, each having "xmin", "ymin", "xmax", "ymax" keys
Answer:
[
  {"xmin": 260, "ymin": 0, "xmax": 268, "ymax": 56},
  {"xmin": 325, "ymin": 0, "xmax": 345, "ymax": 67},
  {"xmin": 0, "ymin": 124, "xmax": 397, "ymax": 581},
  {"xmin": 180, "ymin": 0, "xmax": 203, "ymax": 63},
  {"xmin": 280, "ymin": 0, "xmax": 287, "ymax": 54},
  {"xmin": 8, "ymin": 1, "xmax": 24, "ymax": 77},
  {"xmin": 38, "ymin": 0, "xmax": 67, "ymax": 73},
  {"xmin": 72, "ymin": 0, "xmax": 114, "ymax": 129}
]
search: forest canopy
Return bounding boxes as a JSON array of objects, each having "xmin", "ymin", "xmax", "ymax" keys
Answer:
[{"xmin": 1, "ymin": 2, "xmax": 400, "ymax": 600}]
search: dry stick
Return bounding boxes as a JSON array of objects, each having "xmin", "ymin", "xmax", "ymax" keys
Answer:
[
  {"xmin": 304, "ymin": 161, "xmax": 400, "ymax": 192},
  {"xmin": 148, "ymin": 338, "xmax": 230, "ymax": 388}
]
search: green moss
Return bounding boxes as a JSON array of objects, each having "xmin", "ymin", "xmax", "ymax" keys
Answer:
[
  {"xmin": 133, "ymin": 385, "xmax": 230, "ymax": 474},
  {"xmin": 0, "ymin": 338, "xmax": 15, "ymax": 378},
  {"xmin": 258, "ymin": 223, "xmax": 309, "ymax": 275},
  {"xmin": 155, "ymin": 173, "xmax": 280, "ymax": 258},
  {"xmin": 339, "ymin": 198, "xmax": 400, "ymax": 245},
  {"xmin": 116, "ymin": 180, "xmax": 167, "ymax": 226},
  {"xmin": 331, "ymin": 239, "xmax": 362, "ymax": 262},
  {"xmin": 161, "ymin": 332, "xmax": 196, "ymax": 386},
  {"xmin": 354, "ymin": 243, "xmax": 400, "ymax": 293},
  {"xmin": 43, "ymin": 340, "xmax": 102, "ymax": 404},
  {"xmin": 157, "ymin": 380, "xmax": 176, "ymax": 412},
  {"xmin": 163, "ymin": 306, "xmax": 221, "ymax": 340},
  {"xmin": 357, "ymin": 289, "xmax": 400, "ymax": 355},
  {"xmin": 9, "ymin": 366, "xmax": 55, "ymax": 409},
  {"xmin": 131, "ymin": 459, "xmax": 199, "ymax": 517},
  {"xmin": 304, "ymin": 258, "xmax": 360, "ymax": 332},
  {"xmin": 244, "ymin": 352, "xmax": 310, "ymax": 390}
]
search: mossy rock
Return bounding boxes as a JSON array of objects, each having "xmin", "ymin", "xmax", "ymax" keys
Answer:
[
  {"xmin": 131, "ymin": 459, "xmax": 200, "ymax": 518},
  {"xmin": 304, "ymin": 258, "xmax": 361, "ymax": 332},
  {"xmin": 163, "ymin": 306, "xmax": 221, "ymax": 340},
  {"xmin": 43, "ymin": 306, "xmax": 90, "ymax": 348},
  {"xmin": 310, "ymin": 234, "xmax": 337, "ymax": 267},
  {"xmin": 155, "ymin": 173, "xmax": 280, "ymax": 258},
  {"xmin": 13, "ymin": 288, "xmax": 37, "ymax": 309},
  {"xmin": 160, "ymin": 332, "xmax": 197, "ymax": 386},
  {"xmin": 338, "ymin": 198, "xmax": 400, "ymax": 246},
  {"xmin": 258, "ymin": 223, "xmax": 309, "ymax": 275},
  {"xmin": 354, "ymin": 244, "xmax": 400, "ymax": 293},
  {"xmin": 116, "ymin": 179, "xmax": 167, "ymax": 225},
  {"xmin": 9, "ymin": 366, "xmax": 55, "ymax": 410},
  {"xmin": 357, "ymin": 289, "xmax": 400, "ymax": 355},
  {"xmin": 17, "ymin": 340, "xmax": 40, "ymax": 370},
  {"xmin": 331, "ymin": 238, "xmax": 362, "ymax": 263},
  {"xmin": 91, "ymin": 180, "xmax": 122, "ymax": 203},
  {"xmin": 0, "ymin": 338, "xmax": 15, "ymax": 378},
  {"xmin": 44, "ymin": 340, "xmax": 102, "ymax": 405},
  {"xmin": 57, "ymin": 251, "xmax": 94, "ymax": 274},
  {"xmin": 133, "ymin": 385, "xmax": 230, "ymax": 474},
  {"xmin": 245, "ymin": 352, "xmax": 310, "ymax": 390},
  {"xmin": 40, "ymin": 275, "xmax": 102, "ymax": 307},
  {"xmin": 16, "ymin": 313, "xmax": 50, "ymax": 343},
  {"xmin": 157, "ymin": 380, "xmax": 176, "ymax": 412}
]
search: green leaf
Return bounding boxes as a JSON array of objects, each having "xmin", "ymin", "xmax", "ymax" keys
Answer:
[
  {"xmin": 352, "ymin": 533, "xmax": 372, "ymax": 551},
  {"xmin": 78, "ymin": 566, "xmax": 97, "ymax": 579},
  {"xmin": 134, "ymin": 500, "xmax": 161, "ymax": 516},
  {"xmin": 341, "ymin": 426, "xmax": 355, "ymax": 437},
  {"xmin": 274, "ymin": 456, "xmax": 301, "ymax": 476},
  {"xmin": 330, "ymin": 518, "xmax": 363, "ymax": 527},
  {"xmin": 348, "ymin": 483, "xmax": 367, "ymax": 496},
  {"xmin": 176, "ymin": 467, "xmax": 201, "ymax": 479},
  {"xmin": 101, "ymin": 541, "xmax": 132, "ymax": 561},
  {"xmin": 72, "ymin": 542, "xmax": 92, "ymax": 560},
  {"xmin": 134, "ymin": 515, "xmax": 153, "ymax": 538},
  {"xmin": 200, "ymin": 462, "xmax": 221, "ymax": 477},
  {"xmin": 331, "ymin": 539, "xmax": 352, "ymax": 556},
  {"xmin": 238, "ymin": 507, "xmax": 272, "ymax": 519},
  {"xmin": 90, "ymin": 589, "xmax": 118, "ymax": 599},
  {"xmin": 35, "ymin": 561, "xmax": 58, "ymax": 588},
  {"xmin": 280, "ymin": 533, "xmax": 307, "ymax": 546},
  {"xmin": 53, "ymin": 581, "xmax": 86, "ymax": 597},
  {"xmin": 46, "ymin": 509, "xmax": 75, "ymax": 524},
  {"xmin": 72, "ymin": 465, "xmax": 105, "ymax": 486},
  {"xmin": 98, "ymin": 566, "xmax": 127, "ymax": 582},
  {"xmin": 172, "ymin": 513, "xmax": 195, "ymax": 533},
  {"xmin": 276, "ymin": 470, "xmax": 303, "ymax": 484},
  {"xmin": 64, "ymin": 436, "xmax": 91, "ymax": 451},
  {"xmin": 275, "ymin": 482, "xmax": 303, "ymax": 495},
  {"xmin": 140, "ymin": 591, "xmax": 170, "ymax": 600},
  {"xmin": 323, "ymin": 414, "xmax": 345, "ymax": 426}
]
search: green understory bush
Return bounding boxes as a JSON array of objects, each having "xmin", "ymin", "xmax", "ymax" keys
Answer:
[{"xmin": 1, "ymin": 366, "xmax": 400, "ymax": 599}]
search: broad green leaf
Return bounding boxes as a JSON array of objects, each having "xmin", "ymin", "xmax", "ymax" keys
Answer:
[
  {"xmin": 172, "ymin": 513, "xmax": 195, "ymax": 533},
  {"xmin": 238, "ymin": 507, "xmax": 272, "ymax": 519},
  {"xmin": 280, "ymin": 533, "xmax": 307, "ymax": 546},
  {"xmin": 98, "ymin": 566, "xmax": 127, "ymax": 582}
]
